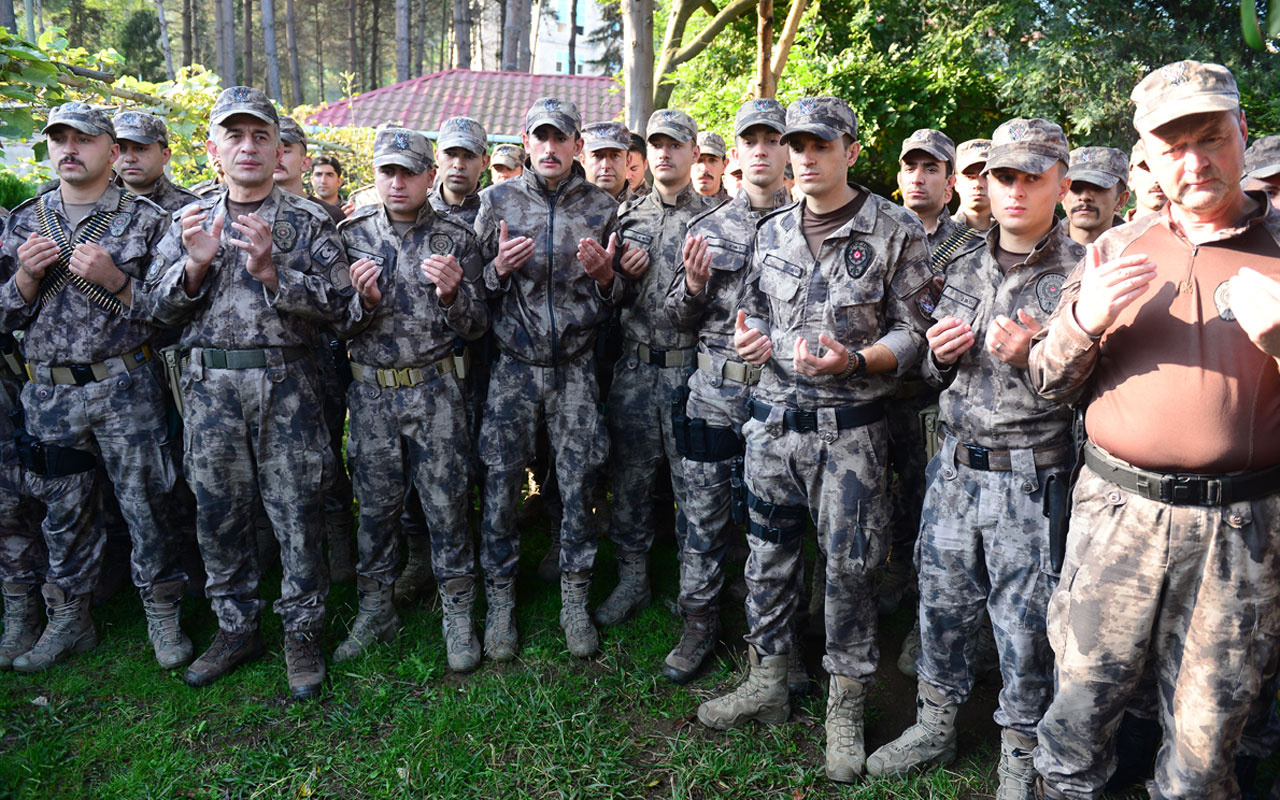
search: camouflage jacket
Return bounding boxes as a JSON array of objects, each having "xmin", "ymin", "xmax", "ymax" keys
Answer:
[
  {"xmin": 336, "ymin": 202, "xmax": 487, "ymax": 367},
  {"xmin": 475, "ymin": 162, "xmax": 623, "ymax": 367},
  {"xmin": 744, "ymin": 185, "xmax": 933, "ymax": 409},
  {"xmin": 927, "ymin": 213, "xmax": 985, "ymax": 274},
  {"xmin": 429, "ymin": 184, "xmax": 481, "ymax": 229},
  {"xmin": 618, "ymin": 182, "xmax": 717, "ymax": 350},
  {"xmin": 665, "ymin": 188, "xmax": 795, "ymax": 367},
  {"xmin": 925, "ymin": 224, "xmax": 1084, "ymax": 449},
  {"xmin": 116, "ymin": 173, "xmax": 200, "ymax": 214},
  {"xmin": 0, "ymin": 184, "xmax": 168, "ymax": 364},
  {"xmin": 147, "ymin": 186, "xmax": 351, "ymax": 350}
]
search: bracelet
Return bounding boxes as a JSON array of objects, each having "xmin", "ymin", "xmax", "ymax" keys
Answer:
[
  {"xmin": 838, "ymin": 350, "xmax": 866, "ymax": 380},
  {"xmin": 111, "ymin": 273, "xmax": 131, "ymax": 296}
]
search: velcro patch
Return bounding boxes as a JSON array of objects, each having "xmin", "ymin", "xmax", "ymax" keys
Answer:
[
  {"xmin": 706, "ymin": 236, "xmax": 748, "ymax": 256},
  {"xmin": 762, "ymin": 254, "xmax": 803, "ymax": 279},
  {"xmin": 312, "ymin": 237, "xmax": 342, "ymax": 267}
]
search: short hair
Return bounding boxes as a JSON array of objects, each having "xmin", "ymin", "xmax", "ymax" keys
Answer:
[
  {"xmin": 313, "ymin": 155, "xmax": 344, "ymax": 176},
  {"xmin": 629, "ymin": 133, "xmax": 646, "ymax": 156}
]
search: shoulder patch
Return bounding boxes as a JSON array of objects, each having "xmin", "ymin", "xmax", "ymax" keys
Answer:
[
  {"xmin": 1035, "ymin": 273, "xmax": 1066, "ymax": 314},
  {"xmin": 312, "ymin": 237, "xmax": 342, "ymax": 267},
  {"xmin": 108, "ymin": 212, "xmax": 133, "ymax": 237}
]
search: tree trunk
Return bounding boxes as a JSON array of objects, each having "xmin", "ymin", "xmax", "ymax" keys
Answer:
[
  {"xmin": 214, "ymin": 0, "xmax": 230, "ymax": 85},
  {"xmin": 769, "ymin": 0, "xmax": 807, "ymax": 86},
  {"xmin": 153, "ymin": 0, "xmax": 177, "ymax": 80},
  {"xmin": 652, "ymin": 0, "xmax": 753, "ymax": 109},
  {"xmin": 452, "ymin": 0, "xmax": 471, "ymax": 69},
  {"xmin": 502, "ymin": 0, "xmax": 528, "ymax": 71},
  {"xmin": 315, "ymin": 0, "xmax": 325, "ymax": 100},
  {"xmin": 242, "ymin": 0, "xmax": 253, "ymax": 87},
  {"xmin": 369, "ymin": 0, "xmax": 380, "ymax": 89},
  {"xmin": 1, "ymin": 0, "xmax": 16, "ymax": 35},
  {"xmin": 438, "ymin": 0, "xmax": 447, "ymax": 71},
  {"xmin": 285, "ymin": 0, "xmax": 303, "ymax": 104},
  {"xmin": 567, "ymin": 0, "xmax": 578, "ymax": 74},
  {"xmin": 181, "ymin": 0, "xmax": 192, "ymax": 66},
  {"xmin": 622, "ymin": 0, "xmax": 654, "ymax": 132},
  {"xmin": 395, "ymin": 0, "xmax": 410, "ymax": 79},
  {"xmin": 262, "ymin": 0, "xmax": 282, "ymax": 99},
  {"xmin": 753, "ymin": 0, "xmax": 772, "ymax": 99},
  {"xmin": 347, "ymin": 0, "xmax": 358, "ymax": 86},
  {"xmin": 414, "ymin": 0, "xmax": 426, "ymax": 76}
]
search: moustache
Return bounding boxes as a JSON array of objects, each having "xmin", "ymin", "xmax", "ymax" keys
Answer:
[{"xmin": 1071, "ymin": 204, "xmax": 1098, "ymax": 215}]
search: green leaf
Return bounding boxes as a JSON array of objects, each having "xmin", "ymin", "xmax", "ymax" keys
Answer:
[
  {"xmin": 1243, "ymin": 0, "xmax": 1265, "ymax": 50},
  {"xmin": 32, "ymin": 141, "xmax": 48, "ymax": 162}
]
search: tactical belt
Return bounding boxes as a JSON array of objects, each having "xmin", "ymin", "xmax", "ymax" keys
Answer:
[
  {"xmin": 632, "ymin": 340, "xmax": 695, "ymax": 368},
  {"xmin": 948, "ymin": 434, "xmax": 1073, "ymax": 471},
  {"xmin": 929, "ymin": 224, "xmax": 981, "ymax": 274},
  {"xmin": 35, "ymin": 189, "xmax": 134, "ymax": 317},
  {"xmin": 749, "ymin": 398, "xmax": 884, "ymax": 433},
  {"xmin": 26, "ymin": 344, "xmax": 154, "ymax": 386},
  {"xmin": 350, "ymin": 356, "xmax": 460, "ymax": 388},
  {"xmin": 674, "ymin": 417, "xmax": 743, "ymax": 462},
  {"xmin": 745, "ymin": 489, "xmax": 808, "ymax": 543},
  {"xmin": 1083, "ymin": 442, "xmax": 1280, "ymax": 507},
  {"xmin": 200, "ymin": 346, "xmax": 308, "ymax": 370},
  {"xmin": 696, "ymin": 351, "xmax": 760, "ymax": 385}
]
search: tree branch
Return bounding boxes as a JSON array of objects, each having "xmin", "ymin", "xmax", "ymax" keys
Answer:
[{"xmin": 770, "ymin": 0, "xmax": 808, "ymax": 83}]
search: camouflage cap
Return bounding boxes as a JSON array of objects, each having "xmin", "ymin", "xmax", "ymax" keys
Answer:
[
  {"xmin": 697, "ymin": 132, "xmax": 727, "ymax": 159},
  {"xmin": 525, "ymin": 97, "xmax": 581, "ymax": 135},
  {"xmin": 734, "ymin": 97, "xmax": 786, "ymax": 137},
  {"xmin": 582, "ymin": 122, "xmax": 631, "ymax": 154},
  {"xmin": 1130, "ymin": 139, "xmax": 1149, "ymax": 170},
  {"xmin": 899, "ymin": 128, "xmax": 955, "ymax": 168},
  {"xmin": 210, "ymin": 85, "xmax": 279, "ymax": 127},
  {"xmin": 112, "ymin": 110, "xmax": 168, "ymax": 145},
  {"xmin": 1245, "ymin": 135, "xmax": 1280, "ymax": 180},
  {"xmin": 438, "ymin": 116, "xmax": 488, "ymax": 155},
  {"xmin": 42, "ymin": 102, "xmax": 115, "ymax": 138},
  {"xmin": 372, "ymin": 127, "xmax": 435, "ymax": 173},
  {"xmin": 647, "ymin": 109, "xmax": 697, "ymax": 143},
  {"xmin": 278, "ymin": 116, "xmax": 307, "ymax": 146},
  {"xmin": 955, "ymin": 139, "xmax": 991, "ymax": 173},
  {"xmin": 1066, "ymin": 146, "xmax": 1129, "ymax": 189},
  {"xmin": 491, "ymin": 143, "xmax": 526, "ymax": 169},
  {"xmin": 984, "ymin": 118, "xmax": 1069, "ymax": 175},
  {"xmin": 1131, "ymin": 60, "xmax": 1239, "ymax": 134},
  {"xmin": 781, "ymin": 97, "xmax": 858, "ymax": 144}
]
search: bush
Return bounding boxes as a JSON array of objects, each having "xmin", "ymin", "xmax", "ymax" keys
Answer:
[{"xmin": 0, "ymin": 171, "xmax": 39, "ymax": 211}]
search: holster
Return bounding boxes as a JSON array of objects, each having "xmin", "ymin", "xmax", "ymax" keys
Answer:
[
  {"xmin": 10, "ymin": 408, "xmax": 96, "ymax": 478},
  {"xmin": 729, "ymin": 456, "xmax": 746, "ymax": 525},
  {"xmin": 1043, "ymin": 471, "xmax": 1071, "ymax": 574},
  {"xmin": 671, "ymin": 385, "xmax": 692, "ymax": 456},
  {"xmin": 329, "ymin": 332, "xmax": 354, "ymax": 388},
  {"xmin": 919, "ymin": 403, "xmax": 940, "ymax": 463},
  {"xmin": 159, "ymin": 344, "xmax": 188, "ymax": 418}
]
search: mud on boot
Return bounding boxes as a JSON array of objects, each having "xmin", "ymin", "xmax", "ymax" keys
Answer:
[
  {"xmin": 334, "ymin": 577, "xmax": 401, "ymax": 663},
  {"xmin": 696, "ymin": 646, "xmax": 789, "ymax": 730},
  {"xmin": 439, "ymin": 576, "xmax": 481, "ymax": 672},
  {"xmin": 662, "ymin": 609, "xmax": 719, "ymax": 684},
  {"xmin": 483, "ymin": 576, "xmax": 518, "ymax": 661},
  {"xmin": 560, "ymin": 571, "xmax": 598, "ymax": 657},
  {"xmin": 825, "ymin": 675, "xmax": 867, "ymax": 783},
  {"xmin": 0, "ymin": 583, "xmax": 42, "ymax": 670},
  {"xmin": 592, "ymin": 551, "xmax": 650, "ymax": 627},
  {"xmin": 12, "ymin": 584, "xmax": 97, "ymax": 674},
  {"xmin": 143, "ymin": 580, "xmax": 193, "ymax": 669},
  {"xmin": 866, "ymin": 680, "xmax": 958, "ymax": 777},
  {"xmin": 183, "ymin": 628, "xmax": 265, "ymax": 687},
  {"xmin": 284, "ymin": 629, "xmax": 326, "ymax": 700}
]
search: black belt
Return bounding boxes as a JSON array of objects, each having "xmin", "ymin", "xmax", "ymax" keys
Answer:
[
  {"xmin": 749, "ymin": 399, "xmax": 883, "ymax": 433},
  {"xmin": 200, "ymin": 346, "xmax": 309, "ymax": 369},
  {"xmin": 1084, "ymin": 442, "xmax": 1280, "ymax": 507}
]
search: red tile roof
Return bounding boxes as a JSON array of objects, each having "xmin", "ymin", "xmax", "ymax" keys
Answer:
[{"xmin": 306, "ymin": 69, "xmax": 625, "ymax": 136}]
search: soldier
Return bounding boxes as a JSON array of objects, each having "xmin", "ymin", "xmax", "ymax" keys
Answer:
[
  {"xmin": 0, "ymin": 102, "xmax": 187, "ymax": 672},
  {"xmin": 867, "ymin": 118, "xmax": 1083, "ymax": 800},
  {"xmin": 1124, "ymin": 139, "xmax": 1167, "ymax": 222},
  {"xmin": 693, "ymin": 132, "xmax": 730, "ymax": 200},
  {"xmin": 1244, "ymin": 135, "xmax": 1280, "ymax": 210},
  {"xmin": 148, "ymin": 86, "xmax": 350, "ymax": 699},
  {"xmin": 334, "ymin": 127, "xmax": 487, "ymax": 670},
  {"xmin": 473, "ymin": 97, "xmax": 643, "ymax": 660},
  {"xmin": 697, "ymin": 97, "xmax": 933, "ymax": 783},
  {"xmin": 431, "ymin": 116, "xmax": 488, "ymax": 228},
  {"xmin": 723, "ymin": 154, "xmax": 742, "ymax": 198},
  {"xmin": 1062, "ymin": 146, "xmax": 1130, "ymax": 245},
  {"xmin": 275, "ymin": 117, "xmax": 345, "ymax": 224},
  {"xmin": 489, "ymin": 143, "xmax": 525, "ymax": 185},
  {"xmin": 0, "ymin": 351, "xmax": 42, "ymax": 670},
  {"xmin": 661, "ymin": 97, "xmax": 794, "ymax": 684},
  {"xmin": 310, "ymin": 155, "xmax": 345, "ymax": 207},
  {"xmin": 952, "ymin": 139, "xmax": 993, "ymax": 231},
  {"xmin": 626, "ymin": 132, "xmax": 649, "ymax": 195},
  {"xmin": 1029, "ymin": 61, "xmax": 1280, "ymax": 800},
  {"xmin": 112, "ymin": 110, "xmax": 199, "ymax": 213},
  {"xmin": 581, "ymin": 122, "xmax": 635, "ymax": 204},
  {"xmin": 896, "ymin": 129, "xmax": 957, "ymax": 245},
  {"xmin": 595, "ymin": 109, "xmax": 715, "ymax": 628}
]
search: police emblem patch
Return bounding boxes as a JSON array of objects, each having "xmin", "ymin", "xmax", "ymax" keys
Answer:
[
  {"xmin": 232, "ymin": 86, "xmax": 251, "ymax": 102},
  {"xmin": 1080, "ymin": 149, "xmax": 1097, "ymax": 162},
  {"xmin": 120, "ymin": 112, "xmax": 139, "ymax": 125},
  {"xmin": 1036, "ymin": 273, "xmax": 1066, "ymax": 313},
  {"xmin": 1162, "ymin": 62, "xmax": 1190, "ymax": 86},
  {"xmin": 544, "ymin": 98, "xmax": 561, "ymax": 111},
  {"xmin": 393, "ymin": 132, "xmax": 409, "ymax": 150},
  {"xmin": 271, "ymin": 220, "xmax": 298, "ymax": 252},
  {"xmin": 1007, "ymin": 121, "xmax": 1030, "ymax": 141},
  {"xmin": 1213, "ymin": 280, "xmax": 1235, "ymax": 321},
  {"xmin": 429, "ymin": 233, "xmax": 453, "ymax": 255},
  {"xmin": 797, "ymin": 98, "xmax": 817, "ymax": 115},
  {"xmin": 754, "ymin": 99, "xmax": 772, "ymax": 112},
  {"xmin": 845, "ymin": 241, "xmax": 873, "ymax": 278},
  {"xmin": 109, "ymin": 212, "xmax": 132, "ymax": 238}
]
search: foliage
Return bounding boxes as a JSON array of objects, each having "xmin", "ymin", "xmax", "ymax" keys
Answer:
[
  {"xmin": 0, "ymin": 171, "xmax": 40, "ymax": 210},
  {"xmin": 117, "ymin": 8, "xmax": 166, "ymax": 83}
]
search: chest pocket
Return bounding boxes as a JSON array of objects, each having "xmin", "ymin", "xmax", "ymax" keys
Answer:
[
  {"xmin": 758, "ymin": 254, "xmax": 802, "ymax": 302},
  {"xmin": 828, "ymin": 277, "xmax": 884, "ymax": 341},
  {"xmin": 933, "ymin": 284, "xmax": 981, "ymax": 328},
  {"xmin": 707, "ymin": 236, "xmax": 749, "ymax": 273}
]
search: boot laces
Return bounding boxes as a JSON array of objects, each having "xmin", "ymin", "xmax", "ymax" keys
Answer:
[
  {"xmin": 146, "ymin": 603, "xmax": 184, "ymax": 647},
  {"xmin": 828, "ymin": 690, "xmax": 861, "ymax": 749},
  {"xmin": 997, "ymin": 743, "xmax": 1035, "ymax": 797},
  {"xmin": 1, "ymin": 593, "xmax": 34, "ymax": 648},
  {"xmin": 286, "ymin": 632, "xmax": 322, "ymax": 672}
]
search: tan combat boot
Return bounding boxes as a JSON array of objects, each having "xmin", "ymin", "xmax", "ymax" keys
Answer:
[
  {"xmin": 696, "ymin": 646, "xmax": 789, "ymax": 730},
  {"xmin": 326, "ymin": 510, "xmax": 356, "ymax": 584},
  {"xmin": 593, "ymin": 551, "xmax": 650, "ymax": 627},
  {"xmin": 283, "ymin": 629, "xmax": 325, "ymax": 700},
  {"xmin": 825, "ymin": 675, "xmax": 868, "ymax": 782},
  {"xmin": 0, "ymin": 583, "xmax": 42, "ymax": 670},
  {"xmin": 394, "ymin": 534, "xmax": 433, "ymax": 606},
  {"xmin": 483, "ymin": 576, "xmax": 518, "ymax": 661},
  {"xmin": 439, "ymin": 576, "xmax": 481, "ymax": 672},
  {"xmin": 143, "ymin": 580, "xmax": 194, "ymax": 669},
  {"xmin": 996, "ymin": 728, "xmax": 1038, "ymax": 800},
  {"xmin": 560, "ymin": 571, "xmax": 598, "ymax": 657},
  {"xmin": 866, "ymin": 680, "xmax": 959, "ymax": 776},
  {"xmin": 12, "ymin": 584, "xmax": 97, "ymax": 673},
  {"xmin": 333, "ymin": 576, "xmax": 401, "ymax": 663}
]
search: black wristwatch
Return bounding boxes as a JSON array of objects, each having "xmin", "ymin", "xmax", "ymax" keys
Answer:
[{"xmin": 838, "ymin": 350, "xmax": 866, "ymax": 380}]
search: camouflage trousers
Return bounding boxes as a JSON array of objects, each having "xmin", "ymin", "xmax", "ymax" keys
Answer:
[
  {"xmin": 885, "ymin": 384, "xmax": 938, "ymax": 569},
  {"xmin": 0, "ymin": 450, "xmax": 44, "ymax": 585},
  {"xmin": 181, "ymin": 354, "xmax": 332, "ymax": 633},
  {"xmin": 478, "ymin": 350, "xmax": 608, "ymax": 578},
  {"xmin": 23, "ymin": 362, "xmax": 180, "ymax": 599},
  {"xmin": 678, "ymin": 368, "xmax": 751, "ymax": 615},
  {"xmin": 606, "ymin": 349, "xmax": 693, "ymax": 555},
  {"xmin": 346, "ymin": 373, "xmax": 473, "ymax": 585},
  {"xmin": 915, "ymin": 433, "xmax": 1059, "ymax": 738},
  {"xmin": 1035, "ymin": 460, "xmax": 1280, "ymax": 800},
  {"xmin": 314, "ymin": 336, "xmax": 353, "ymax": 518},
  {"xmin": 742, "ymin": 412, "xmax": 890, "ymax": 680}
]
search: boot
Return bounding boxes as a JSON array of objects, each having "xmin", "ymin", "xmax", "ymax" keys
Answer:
[
  {"xmin": 560, "ymin": 571, "xmax": 598, "ymax": 657},
  {"xmin": 825, "ymin": 675, "xmax": 867, "ymax": 782},
  {"xmin": 326, "ymin": 510, "xmax": 356, "ymax": 584},
  {"xmin": 787, "ymin": 647, "xmax": 810, "ymax": 695},
  {"xmin": 866, "ymin": 680, "xmax": 959, "ymax": 776},
  {"xmin": 142, "ymin": 580, "xmax": 193, "ymax": 669},
  {"xmin": 696, "ymin": 646, "xmax": 789, "ymax": 730},
  {"xmin": 0, "ymin": 583, "xmax": 42, "ymax": 670},
  {"xmin": 283, "ymin": 629, "xmax": 325, "ymax": 700},
  {"xmin": 483, "ymin": 577, "xmax": 518, "ymax": 661},
  {"xmin": 536, "ymin": 527, "xmax": 561, "ymax": 583},
  {"xmin": 897, "ymin": 616, "xmax": 922, "ymax": 677},
  {"xmin": 183, "ymin": 628, "xmax": 265, "ymax": 687},
  {"xmin": 12, "ymin": 584, "xmax": 97, "ymax": 673},
  {"xmin": 996, "ymin": 728, "xmax": 1038, "ymax": 800},
  {"xmin": 394, "ymin": 534, "xmax": 433, "ymax": 606},
  {"xmin": 439, "ymin": 576, "xmax": 481, "ymax": 672},
  {"xmin": 877, "ymin": 555, "xmax": 914, "ymax": 616},
  {"xmin": 592, "ymin": 550, "xmax": 650, "ymax": 627},
  {"xmin": 662, "ymin": 609, "xmax": 719, "ymax": 683},
  {"xmin": 333, "ymin": 577, "xmax": 400, "ymax": 663}
]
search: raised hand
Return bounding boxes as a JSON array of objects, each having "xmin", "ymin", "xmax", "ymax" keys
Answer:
[
  {"xmin": 926, "ymin": 316, "xmax": 975, "ymax": 366},
  {"xmin": 986, "ymin": 309, "xmax": 1043, "ymax": 369},
  {"xmin": 577, "ymin": 233, "xmax": 617, "ymax": 289},
  {"xmin": 734, "ymin": 309, "xmax": 772, "ymax": 365},
  {"xmin": 493, "ymin": 220, "xmax": 535, "ymax": 278},
  {"xmin": 1074, "ymin": 243, "xmax": 1157, "ymax": 336},
  {"xmin": 422, "ymin": 253, "xmax": 464, "ymax": 304},
  {"xmin": 683, "ymin": 234, "xmax": 711, "ymax": 294},
  {"xmin": 794, "ymin": 333, "xmax": 850, "ymax": 376},
  {"xmin": 228, "ymin": 213, "xmax": 277, "ymax": 291},
  {"xmin": 349, "ymin": 257, "xmax": 382, "ymax": 309}
]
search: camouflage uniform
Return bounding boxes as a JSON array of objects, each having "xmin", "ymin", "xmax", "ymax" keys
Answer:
[
  {"xmin": 428, "ymin": 184, "xmax": 481, "ymax": 229},
  {"xmin": 0, "ymin": 366, "xmax": 43, "ymax": 586},
  {"xmin": 116, "ymin": 173, "xmax": 199, "ymax": 215},
  {"xmin": 147, "ymin": 185, "xmax": 350, "ymax": 633},
  {"xmin": 112, "ymin": 110, "xmax": 200, "ymax": 215}
]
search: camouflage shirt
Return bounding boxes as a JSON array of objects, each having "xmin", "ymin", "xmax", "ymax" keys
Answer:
[
  {"xmin": 147, "ymin": 186, "xmax": 351, "ymax": 349},
  {"xmin": 113, "ymin": 173, "xmax": 200, "ymax": 214},
  {"xmin": 475, "ymin": 163, "xmax": 623, "ymax": 367},
  {"xmin": 429, "ymin": 184, "xmax": 481, "ymax": 229},
  {"xmin": 925, "ymin": 223, "xmax": 1084, "ymax": 449},
  {"xmin": 0, "ymin": 184, "xmax": 168, "ymax": 364},
  {"xmin": 618, "ymin": 182, "xmax": 717, "ymax": 350},
  {"xmin": 336, "ymin": 202, "xmax": 487, "ymax": 366},
  {"xmin": 744, "ymin": 185, "xmax": 933, "ymax": 408}
]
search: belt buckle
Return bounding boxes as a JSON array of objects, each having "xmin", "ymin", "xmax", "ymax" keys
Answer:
[
  {"xmin": 69, "ymin": 364, "xmax": 95, "ymax": 385},
  {"xmin": 964, "ymin": 443, "xmax": 990, "ymax": 471},
  {"xmin": 791, "ymin": 410, "xmax": 817, "ymax": 433},
  {"xmin": 648, "ymin": 346, "xmax": 667, "ymax": 366},
  {"xmin": 376, "ymin": 367, "xmax": 397, "ymax": 388},
  {"xmin": 1163, "ymin": 474, "xmax": 1199, "ymax": 505}
]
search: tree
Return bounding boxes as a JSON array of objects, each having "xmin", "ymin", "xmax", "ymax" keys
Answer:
[
  {"xmin": 567, "ymin": 0, "xmax": 578, "ymax": 73},
  {"xmin": 261, "ymin": 0, "xmax": 282, "ymax": 99},
  {"xmin": 181, "ymin": 0, "xmax": 192, "ymax": 66},
  {"xmin": 153, "ymin": 0, "xmax": 176, "ymax": 80},
  {"xmin": 397, "ymin": 0, "xmax": 411, "ymax": 79},
  {"xmin": 502, "ymin": 0, "xmax": 529, "ymax": 71},
  {"xmin": 452, "ymin": 0, "xmax": 471, "ymax": 69},
  {"xmin": 622, "ymin": 0, "xmax": 653, "ymax": 131},
  {"xmin": 242, "ymin": 0, "xmax": 252, "ymax": 86},
  {"xmin": 653, "ymin": 0, "xmax": 754, "ymax": 109},
  {"xmin": 586, "ymin": 0, "xmax": 622, "ymax": 74},
  {"xmin": 284, "ymin": 0, "xmax": 303, "ymax": 104},
  {"xmin": 2, "ymin": 0, "xmax": 16, "ymax": 34},
  {"xmin": 119, "ymin": 8, "xmax": 165, "ymax": 82}
]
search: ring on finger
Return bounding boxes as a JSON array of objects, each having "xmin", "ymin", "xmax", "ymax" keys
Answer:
[{"xmin": 993, "ymin": 341, "xmax": 1003, "ymax": 352}]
